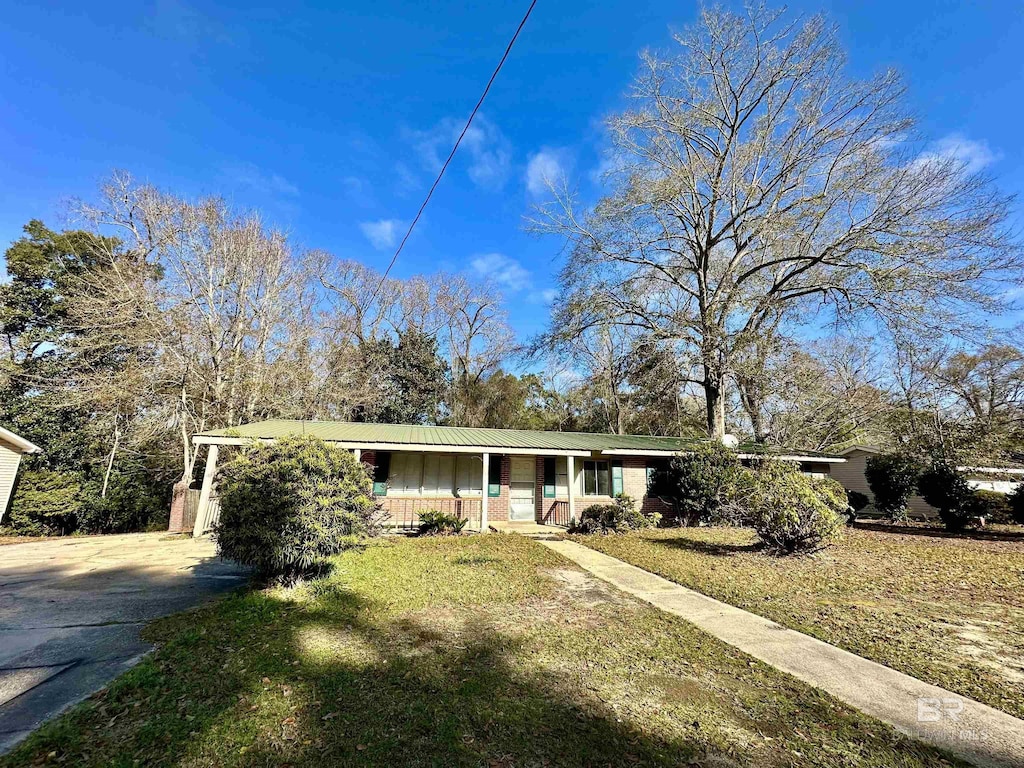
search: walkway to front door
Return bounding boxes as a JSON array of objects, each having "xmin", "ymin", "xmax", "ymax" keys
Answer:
[{"xmin": 509, "ymin": 456, "xmax": 535, "ymax": 521}]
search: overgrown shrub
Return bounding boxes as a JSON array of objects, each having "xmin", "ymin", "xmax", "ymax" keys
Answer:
[
  {"xmin": 865, "ymin": 453, "xmax": 922, "ymax": 522},
  {"xmin": 648, "ymin": 444, "xmax": 742, "ymax": 526},
  {"xmin": 844, "ymin": 489, "xmax": 870, "ymax": 524},
  {"xmin": 5, "ymin": 469, "xmax": 83, "ymax": 536},
  {"xmin": 917, "ymin": 461, "xmax": 978, "ymax": 532},
  {"xmin": 571, "ymin": 494, "xmax": 657, "ymax": 534},
  {"xmin": 743, "ymin": 462, "xmax": 846, "ymax": 555},
  {"xmin": 77, "ymin": 471, "xmax": 169, "ymax": 534},
  {"xmin": 971, "ymin": 490, "xmax": 1013, "ymax": 524},
  {"xmin": 215, "ymin": 436, "xmax": 384, "ymax": 580},
  {"xmin": 417, "ymin": 510, "xmax": 468, "ymax": 536},
  {"xmin": 1009, "ymin": 484, "xmax": 1024, "ymax": 525}
]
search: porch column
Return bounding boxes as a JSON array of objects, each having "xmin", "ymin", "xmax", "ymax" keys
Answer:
[
  {"xmin": 481, "ymin": 452, "xmax": 489, "ymax": 533},
  {"xmin": 353, "ymin": 448, "xmax": 361, "ymax": 462},
  {"xmin": 566, "ymin": 455, "xmax": 575, "ymax": 523},
  {"xmin": 192, "ymin": 444, "xmax": 219, "ymax": 538}
]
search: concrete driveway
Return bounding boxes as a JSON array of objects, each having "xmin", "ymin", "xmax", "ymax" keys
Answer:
[{"xmin": 0, "ymin": 533, "xmax": 247, "ymax": 753}]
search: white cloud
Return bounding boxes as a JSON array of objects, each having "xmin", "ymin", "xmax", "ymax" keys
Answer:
[
  {"xmin": 412, "ymin": 113, "xmax": 512, "ymax": 191},
  {"xmin": 525, "ymin": 148, "xmax": 568, "ymax": 197},
  {"xmin": 359, "ymin": 219, "xmax": 403, "ymax": 251},
  {"xmin": 394, "ymin": 162, "xmax": 419, "ymax": 195},
  {"xmin": 916, "ymin": 133, "xmax": 1000, "ymax": 175},
  {"xmin": 223, "ymin": 162, "xmax": 299, "ymax": 197},
  {"xmin": 528, "ymin": 288, "xmax": 558, "ymax": 304},
  {"xmin": 471, "ymin": 253, "xmax": 531, "ymax": 292}
]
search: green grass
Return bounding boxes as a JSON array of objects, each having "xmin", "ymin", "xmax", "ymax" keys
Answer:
[
  {"xmin": 4, "ymin": 534, "xmax": 963, "ymax": 767},
  {"xmin": 570, "ymin": 523, "xmax": 1024, "ymax": 719}
]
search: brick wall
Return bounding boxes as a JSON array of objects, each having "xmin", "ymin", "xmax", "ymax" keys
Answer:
[
  {"xmin": 488, "ymin": 455, "xmax": 511, "ymax": 522},
  {"xmin": 167, "ymin": 480, "xmax": 189, "ymax": 532}
]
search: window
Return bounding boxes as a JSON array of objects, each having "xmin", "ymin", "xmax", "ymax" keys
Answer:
[
  {"xmin": 421, "ymin": 454, "xmax": 454, "ymax": 495},
  {"xmin": 582, "ymin": 460, "xmax": 611, "ymax": 496},
  {"xmin": 389, "ymin": 453, "xmax": 423, "ymax": 494},
  {"xmin": 487, "ymin": 455, "xmax": 502, "ymax": 497},
  {"xmin": 455, "ymin": 455, "xmax": 482, "ymax": 495},
  {"xmin": 646, "ymin": 459, "xmax": 669, "ymax": 496},
  {"xmin": 386, "ymin": 452, "xmax": 481, "ymax": 496},
  {"xmin": 555, "ymin": 457, "xmax": 569, "ymax": 496}
]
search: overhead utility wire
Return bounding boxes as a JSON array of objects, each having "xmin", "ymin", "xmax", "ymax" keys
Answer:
[{"xmin": 369, "ymin": 0, "xmax": 539, "ymax": 297}]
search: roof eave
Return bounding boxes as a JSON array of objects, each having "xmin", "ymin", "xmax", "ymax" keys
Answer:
[{"xmin": 0, "ymin": 426, "xmax": 42, "ymax": 454}]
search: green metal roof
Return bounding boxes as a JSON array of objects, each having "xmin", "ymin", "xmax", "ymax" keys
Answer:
[{"xmin": 196, "ymin": 419, "xmax": 841, "ymax": 460}]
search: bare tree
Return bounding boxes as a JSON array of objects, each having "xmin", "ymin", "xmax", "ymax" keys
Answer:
[
  {"xmin": 534, "ymin": 4, "xmax": 1022, "ymax": 438},
  {"xmin": 736, "ymin": 336, "xmax": 890, "ymax": 450},
  {"xmin": 66, "ymin": 172, "xmax": 315, "ymax": 481}
]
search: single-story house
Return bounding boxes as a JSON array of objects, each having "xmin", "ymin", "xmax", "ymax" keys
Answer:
[
  {"xmin": 178, "ymin": 420, "xmax": 845, "ymax": 536},
  {"xmin": 0, "ymin": 426, "xmax": 43, "ymax": 525},
  {"xmin": 832, "ymin": 445, "xmax": 1024, "ymax": 519}
]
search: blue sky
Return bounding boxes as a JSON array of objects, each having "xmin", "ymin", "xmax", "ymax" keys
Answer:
[{"xmin": 1, "ymin": 0, "xmax": 1022, "ymax": 340}]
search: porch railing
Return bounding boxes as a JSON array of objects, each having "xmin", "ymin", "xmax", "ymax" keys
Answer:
[
  {"xmin": 379, "ymin": 497, "xmax": 483, "ymax": 531},
  {"xmin": 543, "ymin": 500, "xmax": 571, "ymax": 528}
]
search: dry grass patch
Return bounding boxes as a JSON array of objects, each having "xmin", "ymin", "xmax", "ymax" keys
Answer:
[
  {"xmin": 570, "ymin": 523, "xmax": 1024, "ymax": 718},
  {"xmin": 4, "ymin": 534, "xmax": 963, "ymax": 767}
]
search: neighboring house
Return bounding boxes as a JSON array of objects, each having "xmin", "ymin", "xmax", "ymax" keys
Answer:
[
  {"xmin": 179, "ymin": 420, "xmax": 845, "ymax": 535},
  {"xmin": 833, "ymin": 445, "xmax": 1024, "ymax": 519},
  {"xmin": 0, "ymin": 427, "xmax": 43, "ymax": 526}
]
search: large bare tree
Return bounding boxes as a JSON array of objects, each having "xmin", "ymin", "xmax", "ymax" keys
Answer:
[
  {"xmin": 535, "ymin": 4, "xmax": 1021, "ymax": 438},
  {"xmin": 65, "ymin": 173, "xmax": 315, "ymax": 481}
]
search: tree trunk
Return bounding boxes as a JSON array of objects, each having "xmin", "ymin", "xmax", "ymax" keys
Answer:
[
  {"xmin": 703, "ymin": 366, "xmax": 727, "ymax": 439},
  {"xmin": 737, "ymin": 381, "xmax": 767, "ymax": 443},
  {"xmin": 100, "ymin": 419, "xmax": 121, "ymax": 499}
]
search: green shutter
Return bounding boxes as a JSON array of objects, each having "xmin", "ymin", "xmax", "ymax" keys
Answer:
[
  {"xmin": 611, "ymin": 460, "xmax": 623, "ymax": 496},
  {"xmin": 488, "ymin": 455, "xmax": 501, "ymax": 497},
  {"xmin": 372, "ymin": 452, "xmax": 390, "ymax": 496},
  {"xmin": 543, "ymin": 457, "xmax": 556, "ymax": 498}
]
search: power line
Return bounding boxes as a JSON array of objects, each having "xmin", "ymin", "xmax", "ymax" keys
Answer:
[{"xmin": 370, "ymin": 0, "xmax": 538, "ymax": 296}]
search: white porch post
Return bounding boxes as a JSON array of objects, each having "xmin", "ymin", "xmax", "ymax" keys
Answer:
[
  {"xmin": 481, "ymin": 452, "xmax": 489, "ymax": 533},
  {"xmin": 192, "ymin": 444, "xmax": 219, "ymax": 537},
  {"xmin": 353, "ymin": 448, "xmax": 361, "ymax": 462},
  {"xmin": 566, "ymin": 455, "xmax": 575, "ymax": 524}
]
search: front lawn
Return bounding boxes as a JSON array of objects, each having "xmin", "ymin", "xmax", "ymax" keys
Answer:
[
  {"xmin": 4, "ymin": 535, "xmax": 959, "ymax": 767},
  {"xmin": 570, "ymin": 523, "xmax": 1024, "ymax": 719}
]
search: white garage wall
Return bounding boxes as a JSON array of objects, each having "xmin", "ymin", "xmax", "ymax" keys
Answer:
[{"xmin": 0, "ymin": 440, "xmax": 24, "ymax": 525}]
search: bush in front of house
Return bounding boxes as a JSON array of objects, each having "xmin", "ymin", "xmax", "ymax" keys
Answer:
[
  {"xmin": 971, "ymin": 490, "xmax": 1014, "ymax": 524},
  {"xmin": 917, "ymin": 460, "xmax": 979, "ymax": 532},
  {"xmin": 843, "ymin": 489, "xmax": 868, "ymax": 520},
  {"xmin": 864, "ymin": 452, "xmax": 922, "ymax": 523},
  {"xmin": 571, "ymin": 494, "xmax": 657, "ymax": 534},
  {"xmin": 648, "ymin": 443, "xmax": 743, "ymax": 526},
  {"xmin": 215, "ymin": 435, "xmax": 384, "ymax": 580},
  {"xmin": 1009, "ymin": 484, "xmax": 1024, "ymax": 525},
  {"xmin": 743, "ymin": 461, "xmax": 847, "ymax": 555},
  {"xmin": 417, "ymin": 510, "xmax": 468, "ymax": 536}
]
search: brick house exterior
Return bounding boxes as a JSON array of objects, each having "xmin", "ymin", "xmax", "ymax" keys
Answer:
[{"xmin": 181, "ymin": 420, "xmax": 844, "ymax": 534}]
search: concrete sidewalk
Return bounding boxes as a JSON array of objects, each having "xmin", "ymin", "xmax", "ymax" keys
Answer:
[{"xmin": 542, "ymin": 539, "xmax": 1024, "ymax": 768}]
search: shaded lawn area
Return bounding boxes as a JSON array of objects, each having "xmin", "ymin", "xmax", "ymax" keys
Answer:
[
  {"xmin": 3, "ymin": 536, "xmax": 964, "ymax": 768},
  {"xmin": 570, "ymin": 523, "xmax": 1024, "ymax": 720}
]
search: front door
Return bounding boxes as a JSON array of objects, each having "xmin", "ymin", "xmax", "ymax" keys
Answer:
[{"xmin": 509, "ymin": 456, "xmax": 536, "ymax": 521}]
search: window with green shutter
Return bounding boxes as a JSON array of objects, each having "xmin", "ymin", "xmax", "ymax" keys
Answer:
[
  {"xmin": 543, "ymin": 457, "xmax": 556, "ymax": 498},
  {"xmin": 488, "ymin": 455, "xmax": 502, "ymax": 497},
  {"xmin": 611, "ymin": 461, "xmax": 623, "ymax": 496},
  {"xmin": 372, "ymin": 452, "xmax": 390, "ymax": 496}
]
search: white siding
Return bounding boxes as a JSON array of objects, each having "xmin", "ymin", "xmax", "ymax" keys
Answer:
[
  {"xmin": 0, "ymin": 441, "xmax": 24, "ymax": 524},
  {"xmin": 832, "ymin": 448, "xmax": 937, "ymax": 519}
]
